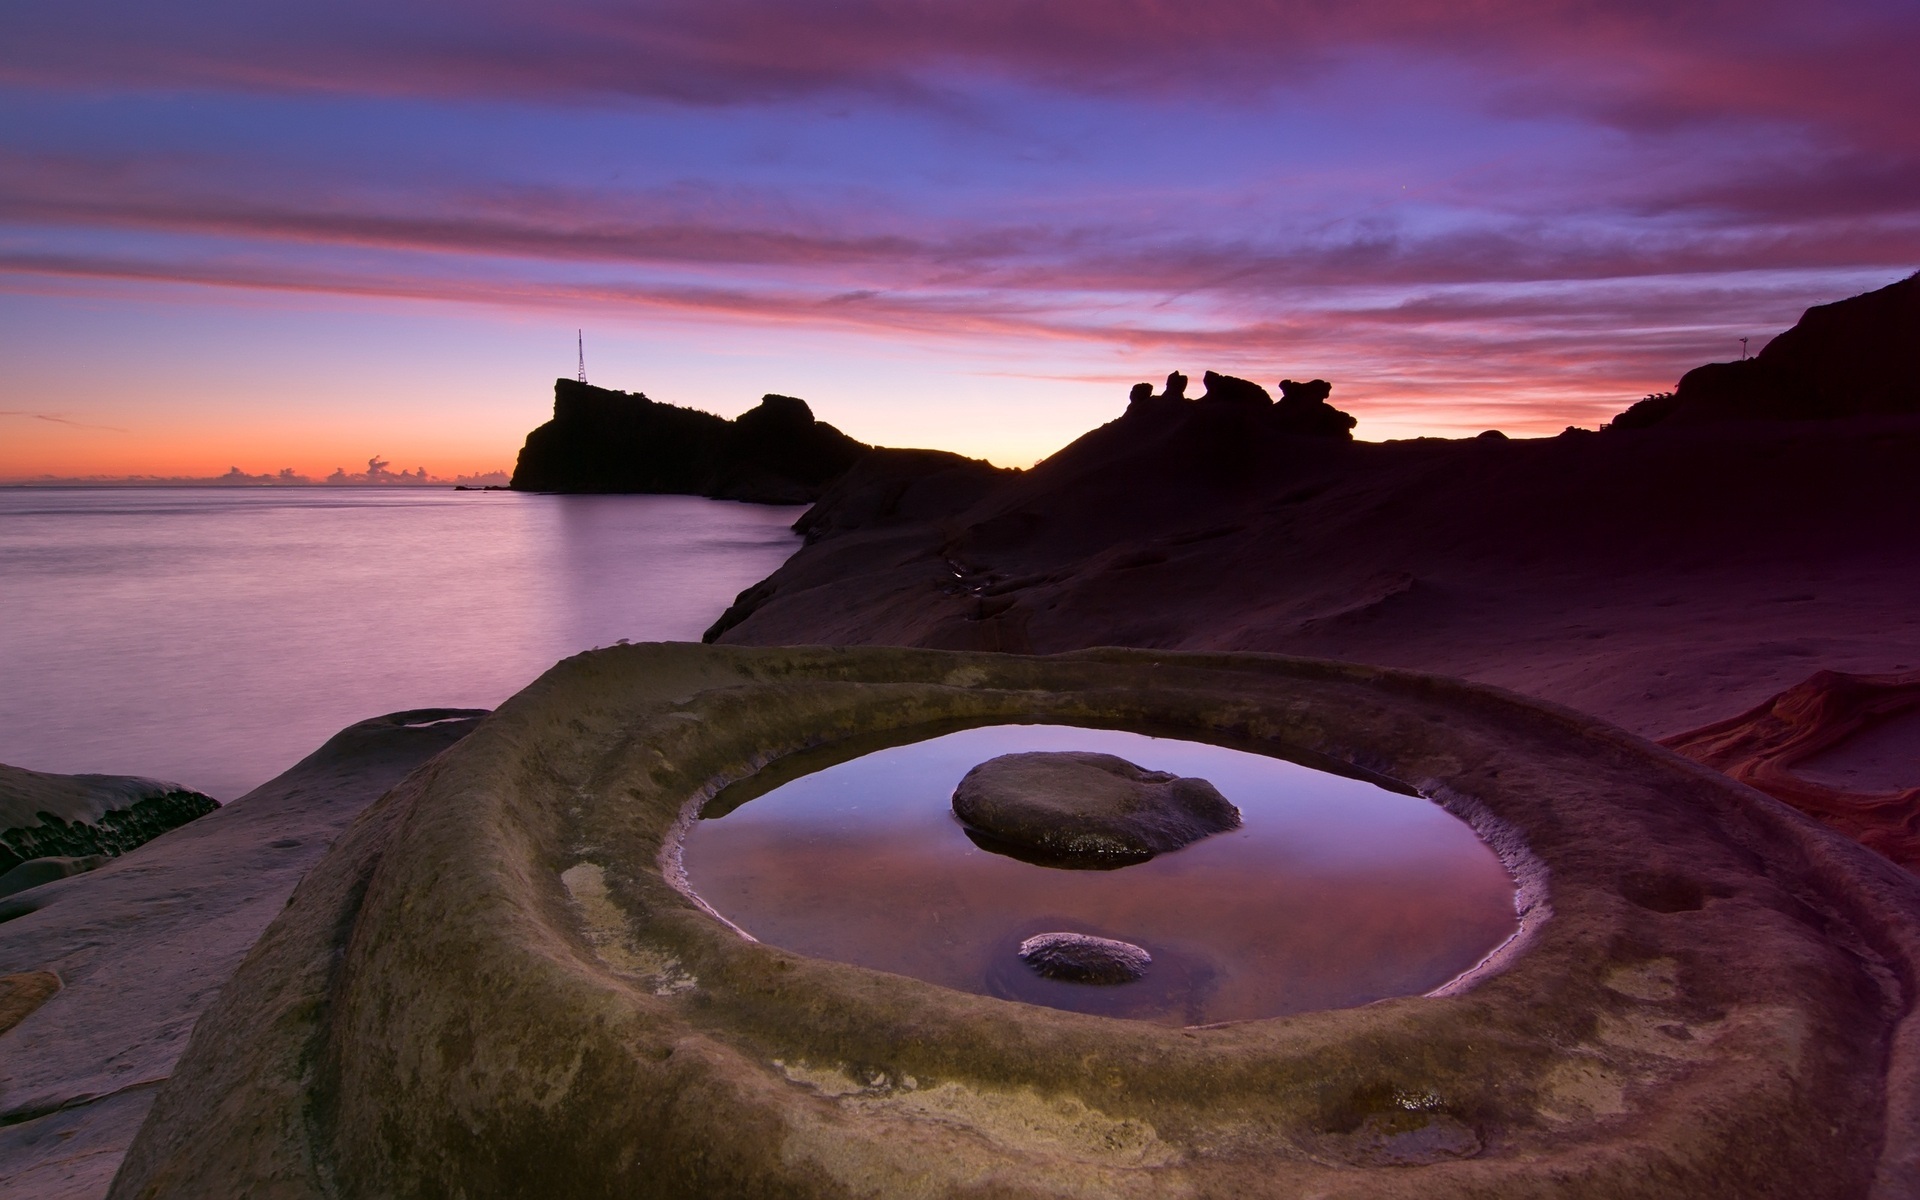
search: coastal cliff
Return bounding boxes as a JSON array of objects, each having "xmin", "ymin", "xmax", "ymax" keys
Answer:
[{"xmin": 510, "ymin": 379, "xmax": 870, "ymax": 503}]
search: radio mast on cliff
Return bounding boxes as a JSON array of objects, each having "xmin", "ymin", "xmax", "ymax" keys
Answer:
[{"xmin": 577, "ymin": 330, "xmax": 587, "ymax": 384}]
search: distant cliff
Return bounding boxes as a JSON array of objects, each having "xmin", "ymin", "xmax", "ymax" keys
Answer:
[
  {"xmin": 1610, "ymin": 271, "xmax": 1920, "ymax": 429},
  {"xmin": 510, "ymin": 379, "xmax": 870, "ymax": 503}
]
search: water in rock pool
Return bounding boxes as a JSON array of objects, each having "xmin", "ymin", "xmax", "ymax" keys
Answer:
[{"xmin": 680, "ymin": 724, "xmax": 1518, "ymax": 1025}]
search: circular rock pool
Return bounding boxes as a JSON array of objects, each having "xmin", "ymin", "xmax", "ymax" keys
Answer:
[{"xmin": 679, "ymin": 723, "xmax": 1517, "ymax": 1025}]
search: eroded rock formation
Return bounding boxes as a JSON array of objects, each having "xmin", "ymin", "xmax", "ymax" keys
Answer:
[
  {"xmin": 1121, "ymin": 369, "xmax": 1356, "ymax": 437},
  {"xmin": 109, "ymin": 644, "xmax": 1920, "ymax": 1197},
  {"xmin": 1663, "ymin": 668, "xmax": 1920, "ymax": 872}
]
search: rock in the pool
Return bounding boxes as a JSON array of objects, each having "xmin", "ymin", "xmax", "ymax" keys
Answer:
[
  {"xmin": 952, "ymin": 750, "xmax": 1240, "ymax": 865},
  {"xmin": 1018, "ymin": 932, "xmax": 1153, "ymax": 984}
]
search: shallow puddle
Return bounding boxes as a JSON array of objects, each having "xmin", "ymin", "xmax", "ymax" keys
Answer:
[{"xmin": 679, "ymin": 724, "xmax": 1517, "ymax": 1025}]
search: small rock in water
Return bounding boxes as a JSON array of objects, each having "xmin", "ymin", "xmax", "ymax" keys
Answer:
[{"xmin": 1018, "ymin": 932, "xmax": 1152, "ymax": 985}]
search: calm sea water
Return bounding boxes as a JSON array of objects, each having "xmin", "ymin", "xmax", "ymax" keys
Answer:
[{"xmin": 0, "ymin": 488, "xmax": 801, "ymax": 799}]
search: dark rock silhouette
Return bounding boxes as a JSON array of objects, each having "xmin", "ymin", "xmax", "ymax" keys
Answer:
[
  {"xmin": 1275, "ymin": 377, "xmax": 1357, "ymax": 437},
  {"xmin": 1122, "ymin": 370, "xmax": 1354, "ymax": 437},
  {"xmin": 510, "ymin": 379, "xmax": 870, "ymax": 503},
  {"xmin": 1609, "ymin": 271, "xmax": 1920, "ymax": 428},
  {"xmin": 951, "ymin": 751, "xmax": 1240, "ymax": 867},
  {"xmin": 1198, "ymin": 371, "xmax": 1272, "ymax": 406}
]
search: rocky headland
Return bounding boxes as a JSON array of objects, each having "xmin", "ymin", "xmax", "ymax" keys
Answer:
[{"xmin": 510, "ymin": 379, "xmax": 870, "ymax": 503}]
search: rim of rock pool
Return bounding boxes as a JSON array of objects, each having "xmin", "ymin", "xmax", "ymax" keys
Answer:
[
  {"xmin": 668, "ymin": 722, "xmax": 1526, "ymax": 1025},
  {"xmin": 115, "ymin": 645, "xmax": 1920, "ymax": 1199}
]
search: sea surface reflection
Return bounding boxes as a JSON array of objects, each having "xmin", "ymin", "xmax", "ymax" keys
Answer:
[
  {"xmin": 681, "ymin": 724, "xmax": 1518, "ymax": 1025},
  {"xmin": 0, "ymin": 488, "xmax": 800, "ymax": 797}
]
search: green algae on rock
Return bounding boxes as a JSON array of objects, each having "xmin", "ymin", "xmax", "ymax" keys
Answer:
[{"xmin": 113, "ymin": 644, "xmax": 1920, "ymax": 1199}]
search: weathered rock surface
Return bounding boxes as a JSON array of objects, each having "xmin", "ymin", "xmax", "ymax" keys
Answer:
[
  {"xmin": 0, "ymin": 764, "xmax": 218, "ymax": 880},
  {"xmin": 952, "ymin": 750, "xmax": 1239, "ymax": 865},
  {"xmin": 1017, "ymin": 932, "xmax": 1152, "ymax": 984},
  {"xmin": 0, "ymin": 856, "xmax": 108, "ymax": 900},
  {"xmin": 1664, "ymin": 668, "xmax": 1920, "ymax": 872},
  {"xmin": 1608, "ymin": 271, "xmax": 1920, "ymax": 428},
  {"xmin": 509, "ymin": 378, "xmax": 869, "ymax": 502},
  {"xmin": 0, "ymin": 709, "xmax": 485, "ymax": 1200},
  {"xmin": 109, "ymin": 643, "xmax": 1920, "ymax": 1198}
]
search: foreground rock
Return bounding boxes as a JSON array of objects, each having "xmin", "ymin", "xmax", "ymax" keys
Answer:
[
  {"xmin": 1665, "ymin": 668, "xmax": 1920, "ymax": 871},
  {"xmin": 110, "ymin": 644, "xmax": 1920, "ymax": 1197},
  {"xmin": 510, "ymin": 379, "xmax": 869, "ymax": 502},
  {"xmin": 0, "ymin": 709, "xmax": 485, "ymax": 1200},
  {"xmin": 1017, "ymin": 932, "xmax": 1153, "ymax": 984},
  {"xmin": 952, "ymin": 751, "xmax": 1239, "ymax": 866},
  {"xmin": 1, "ymin": 765, "xmax": 218, "ymax": 884}
]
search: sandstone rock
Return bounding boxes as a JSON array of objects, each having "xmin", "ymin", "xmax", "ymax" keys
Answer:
[
  {"xmin": 951, "ymin": 750, "xmax": 1240, "ymax": 866},
  {"xmin": 1017, "ymin": 932, "xmax": 1152, "ymax": 984},
  {"xmin": 109, "ymin": 645, "xmax": 1920, "ymax": 1197},
  {"xmin": 0, "ymin": 854, "xmax": 109, "ymax": 899}
]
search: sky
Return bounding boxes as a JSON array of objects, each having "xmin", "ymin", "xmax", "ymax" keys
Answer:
[{"xmin": 3, "ymin": 0, "xmax": 1917, "ymax": 477}]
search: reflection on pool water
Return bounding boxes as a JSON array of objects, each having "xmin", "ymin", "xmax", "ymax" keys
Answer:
[{"xmin": 679, "ymin": 724, "xmax": 1518, "ymax": 1026}]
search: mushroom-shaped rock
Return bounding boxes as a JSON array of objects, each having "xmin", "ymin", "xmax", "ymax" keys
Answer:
[
  {"xmin": 952, "ymin": 750, "xmax": 1240, "ymax": 866},
  {"xmin": 1018, "ymin": 932, "xmax": 1152, "ymax": 984}
]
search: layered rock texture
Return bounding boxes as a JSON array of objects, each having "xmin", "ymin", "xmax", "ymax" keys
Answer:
[
  {"xmin": 0, "ymin": 764, "xmax": 218, "ymax": 884},
  {"xmin": 1665, "ymin": 668, "xmax": 1920, "ymax": 871},
  {"xmin": 510, "ymin": 379, "xmax": 869, "ymax": 502},
  {"xmin": 1608, "ymin": 271, "xmax": 1920, "ymax": 428},
  {"xmin": 107, "ymin": 644, "xmax": 1920, "ymax": 1197},
  {"xmin": 952, "ymin": 750, "xmax": 1239, "ymax": 866}
]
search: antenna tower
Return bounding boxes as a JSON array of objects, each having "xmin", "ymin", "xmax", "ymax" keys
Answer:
[
  {"xmin": 577, "ymin": 330, "xmax": 587, "ymax": 383},
  {"xmin": 1739, "ymin": 336, "xmax": 1750, "ymax": 361}
]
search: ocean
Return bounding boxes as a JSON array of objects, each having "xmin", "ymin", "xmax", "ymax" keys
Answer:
[{"xmin": 0, "ymin": 488, "xmax": 802, "ymax": 799}]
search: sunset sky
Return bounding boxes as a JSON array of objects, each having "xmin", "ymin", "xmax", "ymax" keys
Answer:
[{"xmin": 3, "ymin": 0, "xmax": 1916, "ymax": 478}]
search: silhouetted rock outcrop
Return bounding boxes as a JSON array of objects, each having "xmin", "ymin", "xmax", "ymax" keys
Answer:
[
  {"xmin": 1275, "ymin": 378, "xmax": 1357, "ymax": 436},
  {"xmin": 1609, "ymin": 271, "xmax": 1920, "ymax": 429},
  {"xmin": 1123, "ymin": 370, "xmax": 1355, "ymax": 437},
  {"xmin": 510, "ymin": 379, "xmax": 870, "ymax": 503}
]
